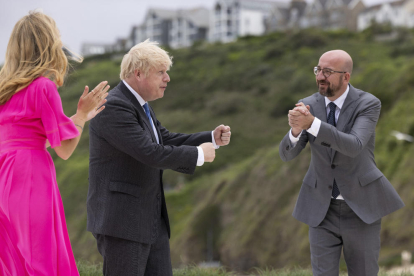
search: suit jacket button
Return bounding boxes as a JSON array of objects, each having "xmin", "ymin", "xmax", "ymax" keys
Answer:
[
  {"xmin": 331, "ymin": 164, "xmax": 336, "ymax": 169},
  {"xmin": 286, "ymin": 146, "xmax": 290, "ymax": 150},
  {"xmin": 328, "ymin": 185, "xmax": 332, "ymax": 190},
  {"xmin": 157, "ymin": 193, "xmax": 161, "ymax": 199}
]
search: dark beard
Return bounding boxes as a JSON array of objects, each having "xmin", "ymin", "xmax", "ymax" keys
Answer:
[
  {"xmin": 319, "ymin": 84, "xmax": 335, "ymax": 97},
  {"xmin": 317, "ymin": 76, "xmax": 343, "ymax": 98}
]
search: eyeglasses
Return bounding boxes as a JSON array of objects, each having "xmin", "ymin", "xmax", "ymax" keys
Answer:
[{"xmin": 314, "ymin": 67, "xmax": 346, "ymax": 78}]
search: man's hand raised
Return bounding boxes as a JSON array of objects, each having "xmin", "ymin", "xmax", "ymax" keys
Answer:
[
  {"xmin": 200, "ymin": 143, "xmax": 216, "ymax": 162},
  {"xmin": 213, "ymin": 125, "xmax": 231, "ymax": 146},
  {"xmin": 288, "ymin": 102, "xmax": 314, "ymax": 132}
]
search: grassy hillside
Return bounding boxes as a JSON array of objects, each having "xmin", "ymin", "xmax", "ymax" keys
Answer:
[
  {"xmin": 76, "ymin": 262, "xmax": 412, "ymax": 276},
  {"xmin": 52, "ymin": 28, "xmax": 414, "ymax": 271}
]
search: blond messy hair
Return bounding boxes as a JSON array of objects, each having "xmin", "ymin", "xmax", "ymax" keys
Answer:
[
  {"xmin": 0, "ymin": 11, "xmax": 83, "ymax": 105},
  {"xmin": 120, "ymin": 39, "xmax": 173, "ymax": 80}
]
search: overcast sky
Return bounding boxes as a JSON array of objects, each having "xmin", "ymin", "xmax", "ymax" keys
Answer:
[
  {"xmin": 0, "ymin": 0, "xmax": 217, "ymax": 65},
  {"xmin": 1, "ymin": 0, "xmax": 384, "ymax": 65}
]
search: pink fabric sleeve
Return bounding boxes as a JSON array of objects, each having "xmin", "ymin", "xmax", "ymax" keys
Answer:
[{"xmin": 40, "ymin": 79, "xmax": 80, "ymax": 148}]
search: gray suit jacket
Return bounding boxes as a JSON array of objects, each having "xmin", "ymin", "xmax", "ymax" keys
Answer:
[
  {"xmin": 87, "ymin": 81, "xmax": 211, "ymax": 244},
  {"xmin": 279, "ymin": 84, "xmax": 404, "ymax": 227}
]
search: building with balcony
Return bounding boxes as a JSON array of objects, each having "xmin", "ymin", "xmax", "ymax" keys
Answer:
[
  {"xmin": 301, "ymin": 0, "xmax": 365, "ymax": 31},
  {"xmin": 358, "ymin": 0, "xmax": 414, "ymax": 30},
  {"xmin": 212, "ymin": 0, "xmax": 289, "ymax": 43}
]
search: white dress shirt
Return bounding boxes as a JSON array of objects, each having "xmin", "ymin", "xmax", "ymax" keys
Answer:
[
  {"xmin": 123, "ymin": 80, "xmax": 218, "ymax": 166},
  {"xmin": 289, "ymin": 85, "xmax": 350, "ymax": 199}
]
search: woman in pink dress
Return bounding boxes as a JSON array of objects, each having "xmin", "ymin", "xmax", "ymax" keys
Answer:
[{"xmin": 0, "ymin": 12, "xmax": 110, "ymax": 275}]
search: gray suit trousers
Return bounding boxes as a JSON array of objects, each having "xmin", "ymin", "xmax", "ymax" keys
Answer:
[
  {"xmin": 309, "ymin": 199, "xmax": 381, "ymax": 276},
  {"xmin": 94, "ymin": 218, "xmax": 172, "ymax": 276}
]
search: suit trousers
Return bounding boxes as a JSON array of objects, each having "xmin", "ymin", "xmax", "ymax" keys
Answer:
[
  {"xmin": 309, "ymin": 199, "xmax": 381, "ymax": 276},
  {"xmin": 93, "ymin": 218, "xmax": 173, "ymax": 276}
]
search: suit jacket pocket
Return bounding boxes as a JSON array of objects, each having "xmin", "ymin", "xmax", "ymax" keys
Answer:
[
  {"xmin": 109, "ymin": 181, "xmax": 142, "ymax": 198},
  {"xmin": 303, "ymin": 172, "xmax": 317, "ymax": 188},
  {"xmin": 359, "ymin": 167, "xmax": 383, "ymax": 187}
]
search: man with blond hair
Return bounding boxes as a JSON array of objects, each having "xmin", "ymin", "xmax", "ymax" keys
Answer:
[{"xmin": 87, "ymin": 40, "xmax": 231, "ymax": 276}]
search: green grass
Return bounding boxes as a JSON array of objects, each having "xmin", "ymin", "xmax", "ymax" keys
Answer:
[
  {"xmin": 173, "ymin": 266, "xmax": 234, "ymax": 276},
  {"xmin": 58, "ymin": 27, "xmax": 414, "ymax": 270},
  {"xmin": 76, "ymin": 262, "xmax": 414, "ymax": 276},
  {"xmin": 77, "ymin": 260, "xmax": 102, "ymax": 276}
]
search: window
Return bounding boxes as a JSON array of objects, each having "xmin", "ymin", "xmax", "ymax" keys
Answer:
[{"xmin": 215, "ymin": 4, "xmax": 221, "ymax": 15}]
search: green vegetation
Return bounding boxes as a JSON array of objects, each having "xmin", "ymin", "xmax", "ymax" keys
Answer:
[
  {"xmin": 77, "ymin": 261, "xmax": 102, "ymax": 276},
  {"xmin": 76, "ymin": 262, "xmax": 413, "ymax": 276},
  {"xmin": 173, "ymin": 266, "xmax": 234, "ymax": 276},
  {"xmin": 54, "ymin": 28, "xmax": 414, "ymax": 272}
]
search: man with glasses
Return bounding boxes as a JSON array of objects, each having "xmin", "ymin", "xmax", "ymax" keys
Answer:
[{"xmin": 279, "ymin": 50, "xmax": 404, "ymax": 275}]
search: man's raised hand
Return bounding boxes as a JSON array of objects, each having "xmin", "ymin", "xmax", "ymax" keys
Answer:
[
  {"xmin": 213, "ymin": 124, "xmax": 231, "ymax": 146},
  {"xmin": 200, "ymin": 143, "xmax": 216, "ymax": 162},
  {"xmin": 288, "ymin": 102, "xmax": 314, "ymax": 132}
]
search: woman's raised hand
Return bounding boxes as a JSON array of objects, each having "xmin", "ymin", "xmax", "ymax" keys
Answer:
[{"xmin": 76, "ymin": 81, "xmax": 110, "ymax": 122}]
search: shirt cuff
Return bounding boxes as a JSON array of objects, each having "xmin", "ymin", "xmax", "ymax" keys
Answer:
[
  {"xmin": 211, "ymin": 131, "xmax": 219, "ymax": 149},
  {"xmin": 307, "ymin": 117, "xmax": 321, "ymax": 137},
  {"xmin": 289, "ymin": 129, "xmax": 301, "ymax": 147},
  {"xmin": 196, "ymin": 146, "xmax": 204, "ymax": 166}
]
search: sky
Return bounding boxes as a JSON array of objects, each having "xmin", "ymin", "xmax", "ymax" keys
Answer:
[
  {"xmin": 0, "ymin": 0, "xmax": 217, "ymax": 64},
  {"xmin": 1, "ymin": 0, "xmax": 385, "ymax": 65}
]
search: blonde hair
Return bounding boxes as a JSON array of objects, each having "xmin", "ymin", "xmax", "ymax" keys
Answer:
[
  {"xmin": 120, "ymin": 39, "xmax": 173, "ymax": 80},
  {"xmin": 0, "ymin": 11, "xmax": 83, "ymax": 105}
]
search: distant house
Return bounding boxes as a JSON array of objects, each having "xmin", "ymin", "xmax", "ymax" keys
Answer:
[
  {"xmin": 357, "ymin": 0, "xmax": 414, "ymax": 30},
  {"xmin": 113, "ymin": 38, "xmax": 128, "ymax": 52},
  {"xmin": 143, "ymin": 8, "xmax": 177, "ymax": 46},
  {"xmin": 126, "ymin": 25, "xmax": 142, "ymax": 49},
  {"xmin": 81, "ymin": 43, "xmax": 113, "ymax": 57},
  {"xmin": 211, "ymin": 0, "xmax": 289, "ymax": 43},
  {"xmin": 169, "ymin": 8, "xmax": 210, "ymax": 49},
  {"xmin": 301, "ymin": 0, "xmax": 365, "ymax": 31},
  {"xmin": 266, "ymin": 0, "xmax": 307, "ymax": 31},
  {"xmin": 125, "ymin": 7, "xmax": 210, "ymax": 49}
]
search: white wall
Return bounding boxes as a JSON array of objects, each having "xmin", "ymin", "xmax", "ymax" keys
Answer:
[
  {"xmin": 239, "ymin": 9, "xmax": 265, "ymax": 36},
  {"xmin": 358, "ymin": 3, "xmax": 413, "ymax": 31}
]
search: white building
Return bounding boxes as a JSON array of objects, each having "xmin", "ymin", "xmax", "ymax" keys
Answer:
[
  {"xmin": 146, "ymin": 8, "xmax": 178, "ymax": 45},
  {"xmin": 266, "ymin": 0, "xmax": 307, "ymax": 31},
  {"xmin": 125, "ymin": 7, "xmax": 210, "ymax": 49},
  {"xmin": 169, "ymin": 8, "xmax": 210, "ymax": 49},
  {"xmin": 211, "ymin": 0, "xmax": 289, "ymax": 43},
  {"xmin": 81, "ymin": 43, "xmax": 113, "ymax": 57},
  {"xmin": 358, "ymin": 0, "xmax": 414, "ymax": 30},
  {"xmin": 301, "ymin": 0, "xmax": 365, "ymax": 31}
]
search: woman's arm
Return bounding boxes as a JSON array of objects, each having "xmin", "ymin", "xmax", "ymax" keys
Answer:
[{"xmin": 53, "ymin": 81, "xmax": 109, "ymax": 160}]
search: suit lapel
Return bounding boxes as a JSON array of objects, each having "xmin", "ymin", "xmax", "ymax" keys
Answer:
[
  {"xmin": 313, "ymin": 93, "xmax": 327, "ymax": 123},
  {"xmin": 335, "ymin": 84, "xmax": 359, "ymax": 132},
  {"xmin": 331, "ymin": 84, "xmax": 360, "ymax": 162},
  {"xmin": 119, "ymin": 82, "xmax": 158, "ymax": 143},
  {"xmin": 312, "ymin": 93, "xmax": 332, "ymax": 158}
]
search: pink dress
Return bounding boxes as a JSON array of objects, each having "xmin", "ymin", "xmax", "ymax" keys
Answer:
[{"xmin": 0, "ymin": 77, "xmax": 80, "ymax": 275}]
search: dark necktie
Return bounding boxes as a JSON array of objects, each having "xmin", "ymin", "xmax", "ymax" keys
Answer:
[{"xmin": 327, "ymin": 102, "xmax": 340, "ymax": 199}]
